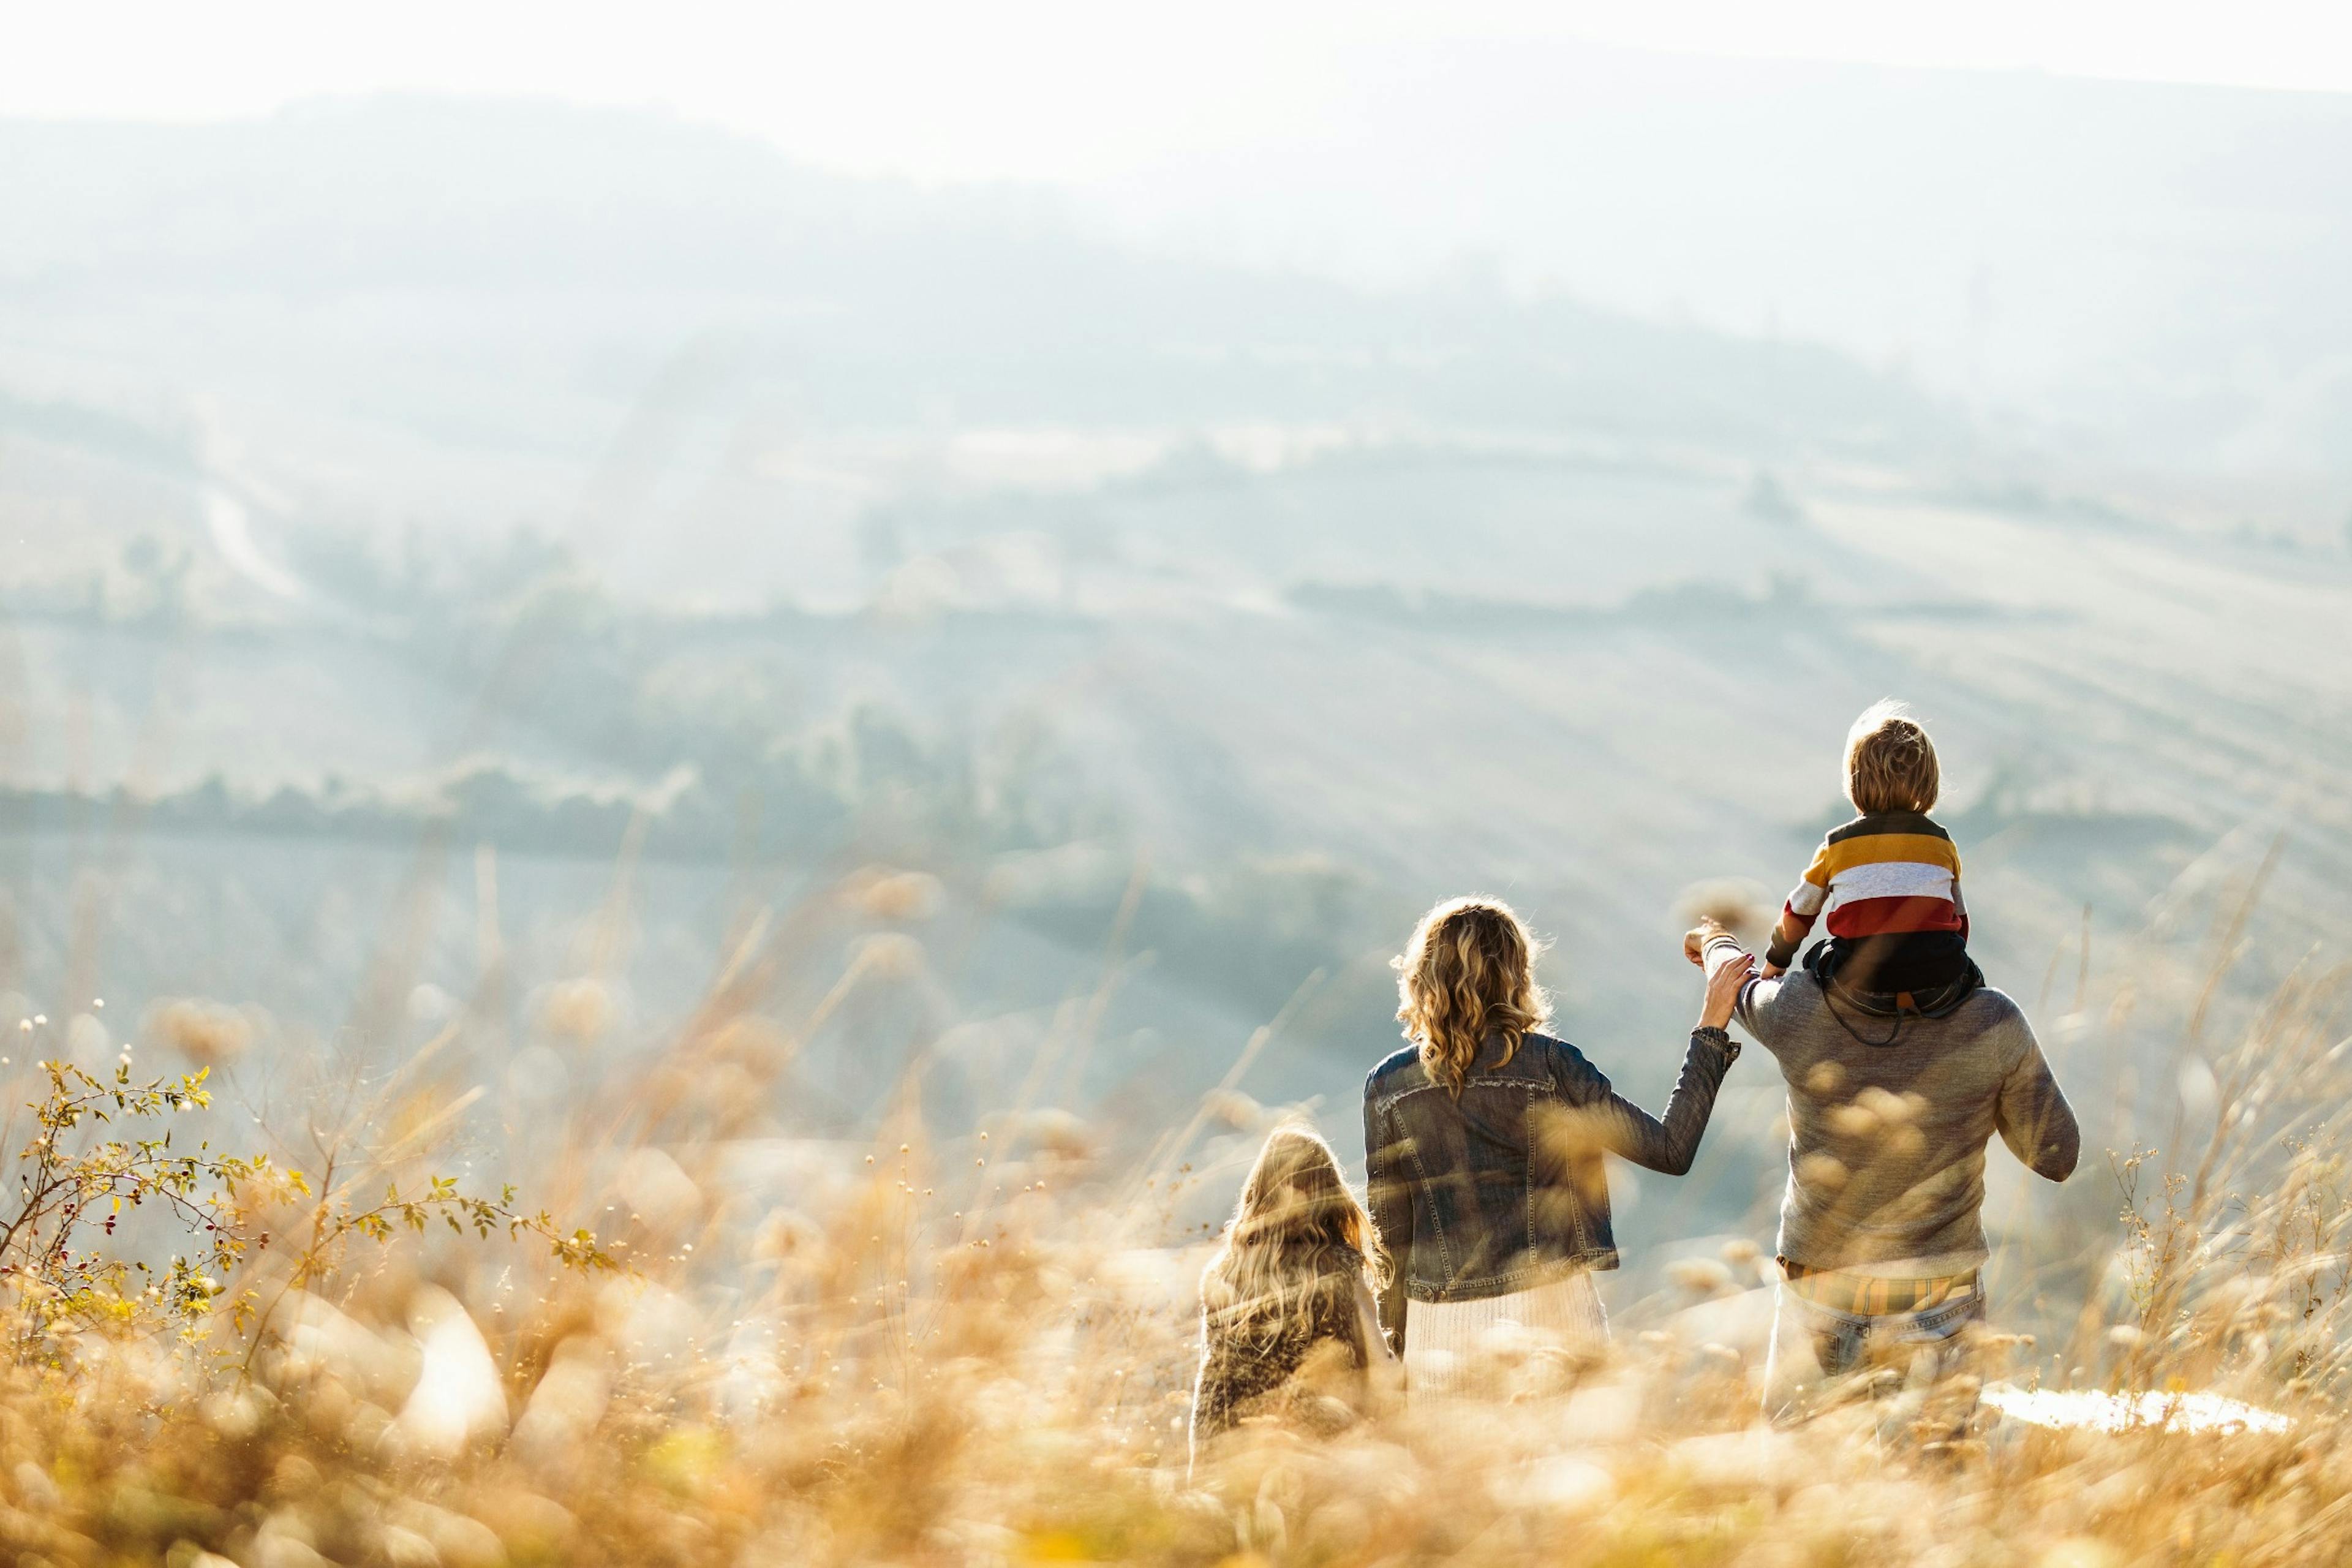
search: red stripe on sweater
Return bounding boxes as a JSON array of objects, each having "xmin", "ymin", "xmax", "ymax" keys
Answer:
[{"xmin": 1824, "ymin": 895, "xmax": 1967, "ymax": 939}]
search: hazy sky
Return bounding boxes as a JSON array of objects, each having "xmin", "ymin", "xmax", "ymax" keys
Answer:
[
  {"xmin": 9, "ymin": 1, "xmax": 2349, "ymax": 184},
  {"xmin": 14, "ymin": 0, "xmax": 2352, "ymax": 432}
]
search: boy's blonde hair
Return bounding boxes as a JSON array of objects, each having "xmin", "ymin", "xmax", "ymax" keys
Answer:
[
  {"xmin": 1844, "ymin": 699, "xmax": 1940, "ymax": 815},
  {"xmin": 1393, "ymin": 897, "xmax": 1550, "ymax": 1096}
]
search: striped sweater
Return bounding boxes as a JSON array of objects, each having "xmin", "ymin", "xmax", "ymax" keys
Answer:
[{"xmin": 1765, "ymin": 811, "xmax": 1970, "ymax": 987}]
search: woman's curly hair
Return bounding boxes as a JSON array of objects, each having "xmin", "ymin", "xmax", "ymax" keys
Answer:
[{"xmin": 1393, "ymin": 897, "xmax": 1550, "ymax": 1095}]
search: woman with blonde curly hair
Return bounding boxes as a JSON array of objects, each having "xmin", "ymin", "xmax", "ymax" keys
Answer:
[{"xmin": 1363, "ymin": 897, "xmax": 1751, "ymax": 1390}]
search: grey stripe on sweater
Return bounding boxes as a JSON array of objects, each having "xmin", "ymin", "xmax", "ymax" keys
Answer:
[{"xmin": 1732, "ymin": 971, "xmax": 2080, "ymax": 1278}]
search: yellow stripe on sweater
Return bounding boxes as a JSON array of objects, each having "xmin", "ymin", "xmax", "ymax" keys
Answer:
[{"xmin": 1806, "ymin": 833, "xmax": 1961, "ymax": 885}]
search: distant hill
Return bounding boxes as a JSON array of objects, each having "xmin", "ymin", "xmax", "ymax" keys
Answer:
[
  {"xmin": 2, "ymin": 96, "xmax": 2348, "ymax": 1267},
  {"xmin": 0, "ymin": 99, "xmax": 1963, "ymax": 597},
  {"xmin": 1084, "ymin": 43, "xmax": 2352, "ymax": 491}
]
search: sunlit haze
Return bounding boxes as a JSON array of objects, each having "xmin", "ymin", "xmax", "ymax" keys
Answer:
[
  {"xmin": 10, "ymin": 1, "xmax": 2352, "ymax": 183},
  {"xmin": 3, "ymin": 4, "xmax": 2352, "ymax": 1561}
]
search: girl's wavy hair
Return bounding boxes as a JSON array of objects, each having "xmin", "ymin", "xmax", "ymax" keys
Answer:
[
  {"xmin": 1393, "ymin": 896, "xmax": 1551, "ymax": 1095},
  {"xmin": 1200, "ymin": 1124, "xmax": 1385, "ymax": 1346}
]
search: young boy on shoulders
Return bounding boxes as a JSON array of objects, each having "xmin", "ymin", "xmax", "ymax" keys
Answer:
[{"xmin": 1762, "ymin": 701, "xmax": 1972, "ymax": 1008}]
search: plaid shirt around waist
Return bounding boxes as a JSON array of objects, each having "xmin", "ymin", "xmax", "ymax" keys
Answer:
[{"xmin": 1778, "ymin": 1258, "xmax": 1979, "ymax": 1316}]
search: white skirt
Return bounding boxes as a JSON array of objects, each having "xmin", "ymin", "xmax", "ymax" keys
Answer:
[{"xmin": 1403, "ymin": 1271, "xmax": 1609, "ymax": 1397}]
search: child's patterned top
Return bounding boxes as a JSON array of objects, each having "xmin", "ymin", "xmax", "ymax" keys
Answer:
[{"xmin": 1765, "ymin": 810, "xmax": 1968, "ymax": 976}]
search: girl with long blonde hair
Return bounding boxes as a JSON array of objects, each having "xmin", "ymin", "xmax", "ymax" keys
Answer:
[
  {"xmin": 1365, "ymin": 897, "xmax": 1752, "ymax": 1392},
  {"xmin": 1190, "ymin": 1124, "xmax": 1393, "ymax": 1466}
]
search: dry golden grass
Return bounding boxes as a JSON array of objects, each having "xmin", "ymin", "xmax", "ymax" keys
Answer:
[{"xmin": 0, "ymin": 861, "xmax": 2346, "ymax": 1568}]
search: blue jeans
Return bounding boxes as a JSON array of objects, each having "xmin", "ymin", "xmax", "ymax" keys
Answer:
[{"xmin": 1762, "ymin": 1281, "xmax": 1985, "ymax": 1423}]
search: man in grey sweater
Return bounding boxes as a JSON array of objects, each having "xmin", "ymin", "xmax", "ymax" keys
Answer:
[{"xmin": 1691, "ymin": 921, "xmax": 2079, "ymax": 1418}]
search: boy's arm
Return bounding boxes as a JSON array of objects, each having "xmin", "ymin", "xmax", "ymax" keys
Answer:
[
  {"xmin": 1763, "ymin": 838, "xmax": 1834, "ymax": 973},
  {"xmin": 1994, "ymin": 1016, "xmax": 2080, "ymax": 1182}
]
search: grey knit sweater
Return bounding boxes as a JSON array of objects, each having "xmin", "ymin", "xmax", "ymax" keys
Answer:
[{"xmin": 1729, "ymin": 963, "xmax": 2080, "ymax": 1277}]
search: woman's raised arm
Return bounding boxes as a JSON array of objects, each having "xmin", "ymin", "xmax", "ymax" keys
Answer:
[{"xmin": 1547, "ymin": 952, "xmax": 1750, "ymax": 1175}]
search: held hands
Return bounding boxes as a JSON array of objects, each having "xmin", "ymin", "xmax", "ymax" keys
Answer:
[
  {"xmin": 1700, "ymin": 949, "xmax": 1754, "ymax": 1030},
  {"xmin": 1682, "ymin": 918, "xmax": 1728, "ymax": 967},
  {"xmin": 1682, "ymin": 918, "xmax": 1754, "ymax": 1030}
]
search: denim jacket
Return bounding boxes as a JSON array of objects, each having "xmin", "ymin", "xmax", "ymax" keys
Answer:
[{"xmin": 1362, "ymin": 1027, "xmax": 1739, "ymax": 1354}]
